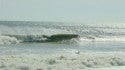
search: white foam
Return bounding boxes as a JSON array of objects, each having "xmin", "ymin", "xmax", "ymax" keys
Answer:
[
  {"xmin": 0, "ymin": 36, "xmax": 19, "ymax": 45},
  {"xmin": 0, "ymin": 52, "xmax": 125, "ymax": 70},
  {"xmin": 85, "ymin": 66, "xmax": 125, "ymax": 70},
  {"xmin": 79, "ymin": 36, "xmax": 125, "ymax": 42}
]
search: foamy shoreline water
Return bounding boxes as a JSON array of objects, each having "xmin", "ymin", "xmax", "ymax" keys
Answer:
[{"xmin": 0, "ymin": 52, "xmax": 125, "ymax": 70}]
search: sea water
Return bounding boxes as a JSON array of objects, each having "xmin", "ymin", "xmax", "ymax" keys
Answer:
[{"xmin": 0, "ymin": 21, "xmax": 125, "ymax": 70}]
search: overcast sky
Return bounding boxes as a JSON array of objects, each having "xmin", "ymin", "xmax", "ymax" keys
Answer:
[{"xmin": 0, "ymin": 0, "xmax": 125, "ymax": 23}]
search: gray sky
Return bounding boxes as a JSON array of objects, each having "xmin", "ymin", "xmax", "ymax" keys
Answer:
[{"xmin": 0, "ymin": 0, "xmax": 125, "ymax": 23}]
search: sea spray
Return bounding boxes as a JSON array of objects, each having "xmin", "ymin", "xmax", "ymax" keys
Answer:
[{"xmin": 0, "ymin": 36, "xmax": 19, "ymax": 45}]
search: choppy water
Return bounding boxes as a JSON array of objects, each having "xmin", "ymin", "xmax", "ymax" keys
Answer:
[{"xmin": 0, "ymin": 21, "xmax": 125, "ymax": 70}]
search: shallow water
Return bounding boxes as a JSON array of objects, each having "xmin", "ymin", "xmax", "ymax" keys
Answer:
[
  {"xmin": 0, "ymin": 42, "xmax": 125, "ymax": 70},
  {"xmin": 0, "ymin": 42, "xmax": 125, "ymax": 55}
]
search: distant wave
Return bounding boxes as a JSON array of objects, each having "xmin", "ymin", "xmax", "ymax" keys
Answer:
[{"xmin": 0, "ymin": 21, "xmax": 125, "ymax": 37}]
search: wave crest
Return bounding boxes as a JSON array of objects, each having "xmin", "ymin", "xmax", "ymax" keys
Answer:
[{"xmin": 1, "ymin": 34, "xmax": 125, "ymax": 45}]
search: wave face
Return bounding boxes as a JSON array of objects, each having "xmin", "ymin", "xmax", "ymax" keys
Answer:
[{"xmin": 0, "ymin": 21, "xmax": 125, "ymax": 45}]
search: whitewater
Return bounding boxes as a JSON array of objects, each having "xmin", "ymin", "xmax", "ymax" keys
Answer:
[{"xmin": 0, "ymin": 21, "xmax": 125, "ymax": 70}]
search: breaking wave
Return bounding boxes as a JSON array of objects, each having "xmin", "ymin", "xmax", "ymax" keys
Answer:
[
  {"xmin": 0, "ymin": 36, "xmax": 19, "ymax": 45},
  {"xmin": 0, "ymin": 21, "xmax": 125, "ymax": 45},
  {"xmin": 1, "ymin": 34, "xmax": 125, "ymax": 45}
]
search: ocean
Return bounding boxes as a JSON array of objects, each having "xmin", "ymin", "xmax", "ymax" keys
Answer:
[{"xmin": 0, "ymin": 21, "xmax": 125, "ymax": 70}]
